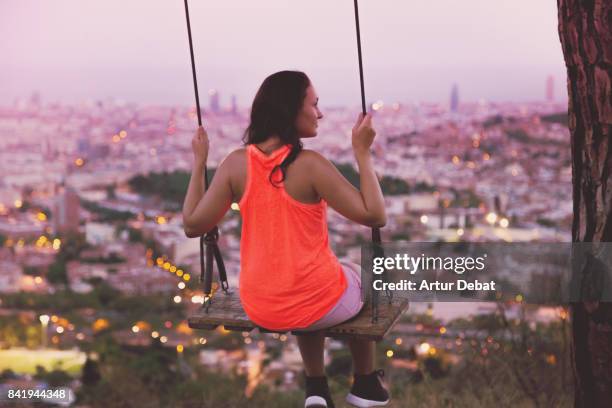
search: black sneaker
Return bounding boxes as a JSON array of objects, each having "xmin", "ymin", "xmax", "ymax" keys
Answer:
[
  {"xmin": 304, "ymin": 375, "xmax": 335, "ymax": 408},
  {"xmin": 346, "ymin": 369, "xmax": 390, "ymax": 407}
]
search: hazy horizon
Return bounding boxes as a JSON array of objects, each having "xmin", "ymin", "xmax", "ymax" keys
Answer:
[{"xmin": 1, "ymin": 0, "xmax": 568, "ymax": 107}]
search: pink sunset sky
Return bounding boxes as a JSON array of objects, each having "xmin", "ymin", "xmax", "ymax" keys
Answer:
[{"xmin": 1, "ymin": 0, "xmax": 567, "ymax": 107}]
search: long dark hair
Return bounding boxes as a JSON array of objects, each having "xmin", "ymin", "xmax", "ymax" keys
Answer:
[{"xmin": 242, "ymin": 71, "xmax": 311, "ymax": 185}]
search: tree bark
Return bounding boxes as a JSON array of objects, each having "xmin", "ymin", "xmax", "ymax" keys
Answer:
[{"xmin": 557, "ymin": 0, "xmax": 612, "ymax": 407}]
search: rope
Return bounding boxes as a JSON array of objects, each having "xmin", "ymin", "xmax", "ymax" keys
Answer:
[
  {"xmin": 183, "ymin": 0, "xmax": 229, "ymax": 310},
  {"xmin": 353, "ymin": 0, "xmax": 382, "ymax": 246},
  {"xmin": 353, "ymin": 0, "xmax": 390, "ymax": 321},
  {"xmin": 353, "ymin": 0, "xmax": 367, "ymax": 116}
]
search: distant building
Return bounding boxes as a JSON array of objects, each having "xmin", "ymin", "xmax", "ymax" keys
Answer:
[
  {"xmin": 76, "ymin": 138, "xmax": 109, "ymax": 161},
  {"xmin": 77, "ymin": 137, "xmax": 90, "ymax": 155},
  {"xmin": 546, "ymin": 75, "xmax": 554, "ymax": 102},
  {"xmin": 406, "ymin": 194, "xmax": 441, "ymax": 212},
  {"xmin": 0, "ymin": 260, "xmax": 22, "ymax": 293},
  {"xmin": 88, "ymin": 144, "xmax": 110, "ymax": 160},
  {"xmin": 85, "ymin": 222, "xmax": 115, "ymax": 245},
  {"xmin": 0, "ymin": 220, "xmax": 44, "ymax": 238},
  {"xmin": 30, "ymin": 91, "xmax": 41, "ymax": 109},
  {"xmin": 52, "ymin": 184, "xmax": 80, "ymax": 234},
  {"xmin": 209, "ymin": 89, "xmax": 220, "ymax": 113},
  {"xmin": 231, "ymin": 94, "xmax": 238, "ymax": 115},
  {"xmin": 450, "ymin": 84, "xmax": 459, "ymax": 112}
]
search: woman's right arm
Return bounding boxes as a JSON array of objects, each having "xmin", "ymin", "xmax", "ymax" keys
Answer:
[{"xmin": 310, "ymin": 113, "xmax": 386, "ymax": 227}]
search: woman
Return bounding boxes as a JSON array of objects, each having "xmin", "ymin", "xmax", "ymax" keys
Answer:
[{"xmin": 182, "ymin": 71, "xmax": 389, "ymax": 408}]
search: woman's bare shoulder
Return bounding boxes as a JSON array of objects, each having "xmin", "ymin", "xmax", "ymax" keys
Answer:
[
  {"xmin": 297, "ymin": 149, "xmax": 334, "ymax": 171},
  {"xmin": 299, "ymin": 148, "xmax": 327, "ymax": 163},
  {"xmin": 220, "ymin": 147, "xmax": 247, "ymax": 168}
]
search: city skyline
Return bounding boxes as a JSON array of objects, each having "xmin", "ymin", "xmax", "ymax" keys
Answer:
[{"xmin": 1, "ymin": 0, "xmax": 567, "ymax": 107}]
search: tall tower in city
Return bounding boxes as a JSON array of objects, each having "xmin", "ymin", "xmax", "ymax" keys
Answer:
[
  {"xmin": 30, "ymin": 91, "xmax": 41, "ymax": 109},
  {"xmin": 209, "ymin": 89, "xmax": 220, "ymax": 114},
  {"xmin": 230, "ymin": 94, "xmax": 238, "ymax": 115},
  {"xmin": 546, "ymin": 75, "xmax": 554, "ymax": 102},
  {"xmin": 450, "ymin": 84, "xmax": 459, "ymax": 112},
  {"xmin": 52, "ymin": 182, "xmax": 80, "ymax": 234}
]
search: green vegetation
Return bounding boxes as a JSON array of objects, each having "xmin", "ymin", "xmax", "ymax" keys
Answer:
[
  {"xmin": 380, "ymin": 175, "xmax": 412, "ymax": 195},
  {"xmin": 384, "ymin": 309, "xmax": 573, "ymax": 407},
  {"xmin": 450, "ymin": 188, "xmax": 483, "ymax": 208},
  {"xmin": 47, "ymin": 233, "xmax": 89, "ymax": 286},
  {"xmin": 23, "ymin": 265, "xmax": 42, "ymax": 276},
  {"xmin": 74, "ymin": 338, "xmax": 302, "ymax": 407},
  {"xmin": 80, "ymin": 200, "xmax": 135, "ymax": 222},
  {"xmin": 414, "ymin": 181, "xmax": 437, "ymax": 193},
  {"xmin": 506, "ymin": 129, "xmax": 567, "ymax": 147},
  {"xmin": 541, "ymin": 112, "xmax": 569, "ymax": 126},
  {"xmin": 506, "ymin": 129, "xmax": 531, "ymax": 143},
  {"xmin": 537, "ymin": 218, "xmax": 558, "ymax": 228},
  {"xmin": 128, "ymin": 164, "xmax": 425, "ymax": 203},
  {"xmin": 80, "ymin": 254, "xmax": 126, "ymax": 264},
  {"xmin": 128, "ymin": 227, "xmax": 143, "ymax": 242},
  {"xmin": 483, "ymin": 114, "xmax": 503, "ymax": 128},
  {"xmin": 2, "ymin": 339, "xmax": 303, "ymax": 406},
  {"xmin": 47, "ymin": 260, "xmax": 68, "ymax": 285},
  {"xmin": 1, "ymin": 290, "xmax": 182, "ymax": 319},
  {"xmin": 334, "ymin": 162, "xmax": 430, "ymax": 196},
  {"xmin": 0, "ymin": 317, "xmax": 40, "ymax": 349},
  {"xmin": 105, "ymin": 184, "xmax": 116, "ymax": 200},
  {"xmin": 391, "ymin": 232, "xmax": 411, "ymax": 241},
  {"xmin": 129, "ymin": 170, "xmax": 215, "ymax": 205}
]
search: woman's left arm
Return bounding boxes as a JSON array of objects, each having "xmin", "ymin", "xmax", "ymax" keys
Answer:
[{"xmin": 182, "ymin": 127, "xmax": 233, "ymax": 237}]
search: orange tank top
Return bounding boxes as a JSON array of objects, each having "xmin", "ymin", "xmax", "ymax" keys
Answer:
[{"xmin": 238, "ymin": 144, "xmax": 348, "ymax": 330}]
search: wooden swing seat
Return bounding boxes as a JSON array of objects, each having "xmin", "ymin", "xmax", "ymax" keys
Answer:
[{"xmin": 188, "ymin": 291, "xmax": 409, "ymax": 341}]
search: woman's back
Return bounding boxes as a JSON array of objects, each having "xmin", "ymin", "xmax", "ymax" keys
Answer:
[
  {"xmin": 227, "ymin": 143, "xmax": 323, "ymax": 205},
  {"xmin": 236, "ymin": 144, "xmax": 347, "ymax": 331}
]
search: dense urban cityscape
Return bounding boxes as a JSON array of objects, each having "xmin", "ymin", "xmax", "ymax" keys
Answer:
[{"xmin": 0, "ymin": 85, "xmax": 573, "ymax": 406}]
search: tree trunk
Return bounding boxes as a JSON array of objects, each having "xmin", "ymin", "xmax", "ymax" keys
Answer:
[{"xmin": 557, "ymin": 1, "xmax": 612, "ymax": 407}]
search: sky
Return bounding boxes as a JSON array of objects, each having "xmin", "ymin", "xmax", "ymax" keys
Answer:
[{"xmin": 1, "ymin": 0, "xmax": 568, "ymax": 107}]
